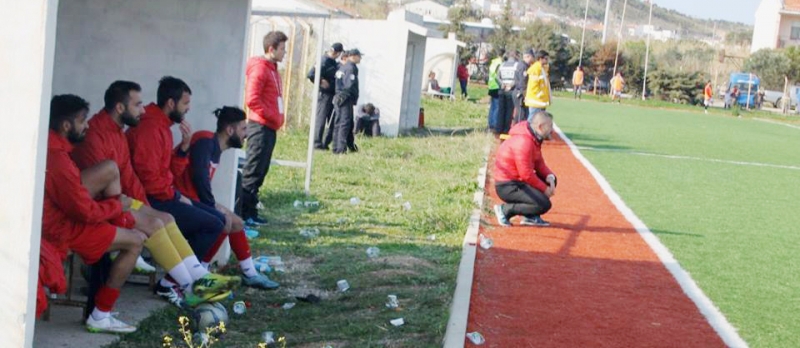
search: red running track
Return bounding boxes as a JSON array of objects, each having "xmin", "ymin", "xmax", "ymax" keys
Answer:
[{"xmin": 465, "ymin": 134, "xmax": 725, "ymax": 347}]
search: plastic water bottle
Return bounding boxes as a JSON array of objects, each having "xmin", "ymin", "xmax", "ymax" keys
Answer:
[
  {"xmin": 350, "ymin": 197, "xmax": 361, "ymax": 205},
  {"xmin": 479, "ymin": 235, "xmax": 493, "ymax": 250},
  {"xmin": 366, "ymin": 247, "xmax": 380, "ymax": 258}
]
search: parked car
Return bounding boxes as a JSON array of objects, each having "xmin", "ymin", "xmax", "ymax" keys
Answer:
[{"xmin": 762, "ymin": 86, "xmax": 800, "ymax": 109}]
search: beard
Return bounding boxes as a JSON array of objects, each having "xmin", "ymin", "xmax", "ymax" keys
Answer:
[
  {"xmin": 120, "ymin": 110, "xmax": 140, "ymax": 127},
  {"xmin": 169, "ymin": 109, "xmax": 185, "ymax": 123},
  {"xmin": 67, "ymin": 127, "xmax": 86, "ymax": 143},
  {"xmin": 227, "ymin": 134, "xmax": 243, "ymax": 149}
]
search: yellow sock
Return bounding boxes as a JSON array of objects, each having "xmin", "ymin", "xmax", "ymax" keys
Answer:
[
  {"xmin": 130, "ymin": 199, "xmax": 144, "ymax": 211},
  {"xmin": 165, "ymin": 222, "xmax": 195, "ymax": 259},
  {"xmin": 143, "ymin": 228, "xmax": 182, "ymax": 270}
]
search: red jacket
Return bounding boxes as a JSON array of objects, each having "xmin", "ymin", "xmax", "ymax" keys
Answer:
[
  {"xmin": 457, "ymin": 64, "xmax": 469, "ymax": 81},
  {"xmin": 494, "ymin": 122, "xmax": 555, "ymax": 193},
  {"xmin": 72, "ymin": 110, "xmax": 149, "ymax": 204},
  {"xmin": 43, "ymin": 131, "xmax": 123, "ymax": 249},
  {"xmin": 127, "ymin": 103, "xmax": 189, "ymax": 201},
  {"xmin": 246, "ymin": 57, "xmax": 285, "ymax": 130}
]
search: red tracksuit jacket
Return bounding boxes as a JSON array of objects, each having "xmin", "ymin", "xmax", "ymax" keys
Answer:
[
  {"xmin": 126, "ymin": 103, "xmax": 189, "ymax": 201},
  {"xmin": 72, "ymin": 110, "xmax": 149, "ymax": 204},
  {"xmin": 494, "ymin": 122, "xmax": 555, "ymax": 193},
  {"xmin": 246, "ymin": 57, "xmax": 285, "ymax": 130},
  {"xmin": 43, "ymin": 130, "xmax": 123, "ymax": 249},
  {"xmin": 174, "ymin": 131, "xmax": 219, "ymax": 206}
]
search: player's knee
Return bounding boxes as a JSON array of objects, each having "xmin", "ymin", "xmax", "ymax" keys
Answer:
[
  {"xmin": 98, "ymin": 160, "xmax": 120, "ymax": 179},
  {"xmin": 231, "ymin": 216, "xmax": 244, "ymax": 232},
  {"xmin": 541, "ymin": 198, "xmax": 552, "ymax": 214},
  {"xmin": 155, "ymin": 211, "xmax": 175, "ymax": 224}
]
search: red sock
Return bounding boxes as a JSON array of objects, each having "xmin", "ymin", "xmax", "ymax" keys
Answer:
[
  {"xmin": 94, "ymin": 286, "xmax": 120, "ymax": 312},
  {"xmin": 202, "ymin": 233, "xmax": 228, "ymax": 263},
  {"xmin": 229, "ymin": 230, "xmax": 252, "ymax": 261}
]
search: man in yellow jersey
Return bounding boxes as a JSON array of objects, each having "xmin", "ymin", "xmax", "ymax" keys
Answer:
[
  {"xmin": 610, "ymin": 72, "xmax": 625, "ymax": 103},
  {"xmin": 572, "ymin": 66, "xmax": 584, "ymax": 99},
  {"xmin": 524, "ymin": 50, "xmax": 551, "ymax": 121}
]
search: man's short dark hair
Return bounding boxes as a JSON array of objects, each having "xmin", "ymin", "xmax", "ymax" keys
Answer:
[
  {"xmin": 214, "ymin": 106, "xmax": 246, "ymax": 133},
  {"xmin": 537, "ymin": 50, "xmax": 549, "ymax": 59},
  {"xmin": 263, "ymin": 31, "xmax": 288, "ymax": 53},
  {"xmin": 104, "ymin": 80, "xmax": 141, "ymax": 112},
  {"xmin": 157, "ymin": 76, "xmax": 191, "ymax": 108},
  {"xmin": 50, "ymin": 94, "xmax": 89, "ymax": 131},
  {"xmin": 363, "ymin": 103, "xmax": 375, "ymax": 115}
]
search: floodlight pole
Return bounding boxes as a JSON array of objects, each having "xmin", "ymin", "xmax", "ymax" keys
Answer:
[
  {"xmin": 602, "ymin": 0, "xmax": 612, "ymax": 44},
  {"xmin": 642, "ymin": 0, "xmax": 653, "ymax": 100},
  {"xmin": 578, "ymin": 0, "xmax": 590, "ymax": 68},
  {"xmin": 611, "ymin": 0, "xmax": 627, "ymax": 86},
  {"xmin": 304, "ymin": 18, "xmax": 326, "ymax": 196}
]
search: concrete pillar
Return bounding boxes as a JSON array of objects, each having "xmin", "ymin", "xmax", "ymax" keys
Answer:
[{"xmin": 0, "ymin": 0, "xmax": 59, "ymax": 347}]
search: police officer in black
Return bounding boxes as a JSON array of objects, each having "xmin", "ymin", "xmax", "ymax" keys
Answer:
[
  {"xmin": 308, "ymin": 42, "xmax": 344, "ymax": 150},
  {"xmin": 496, "ymin": 50, "xmax": 520, "ymax": 134},
  {"xmin": 332, "ymin": 48, "xmax": 362, "ymax": 154},
  {"xmin": 514, "ymin": 49, "xmax": 534, "ymax": 125}
]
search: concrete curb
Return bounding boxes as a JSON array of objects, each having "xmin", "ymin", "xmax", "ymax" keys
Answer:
[{"xmin": 442, "ymin": 144, "xmax": 491, "ymax": 348}]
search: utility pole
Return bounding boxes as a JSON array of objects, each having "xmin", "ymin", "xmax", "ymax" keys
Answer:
[
  {"xmin": 579, "ymin": 0, "xmax": 590, "ymax": 67},
  {"xmin": 642, "ymin": 0, "xmax": 653, "ymax": 100},
  {"xmin": 611, "ymin": 0, "xmax": 627, "ymax": 80},
  {"xmin": 602, "ymin": 0, "xmax": 612, "ymax": 44}
]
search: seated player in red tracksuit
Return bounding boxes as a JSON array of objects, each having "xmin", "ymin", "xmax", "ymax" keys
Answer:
[
  {"xmin": 72, "ymin": 81, "xmax": 238, "ymax": 308},
  {"xmin": 493, "ymin": 110, "xmax": 558, "ymax": 227},
  {"xmin": 126, "ymin": 76, "xmax": 240, "ymax": 303},
  {"xmin": 44, "ymin": 94, "xmax": 143, "ymax": 333},
  {"xmin": 174, "ymin": 106, "xmax": 279, "ymax": 289}
]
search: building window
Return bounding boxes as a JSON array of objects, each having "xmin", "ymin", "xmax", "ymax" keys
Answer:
[{"xmin": 792, "ymin": 25, "xmax": 800, "ymax": 40}]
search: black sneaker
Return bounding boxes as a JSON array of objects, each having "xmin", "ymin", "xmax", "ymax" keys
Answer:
[{"xmin": 154, "ymin": 282, "xmax": 186, "ymax": 309}]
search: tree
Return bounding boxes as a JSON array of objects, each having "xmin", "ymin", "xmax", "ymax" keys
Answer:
[
  {"xmin": 489, "ymin": 0, "xmax": 514, "ymax": 52},
  {"xmin": 443, "ymin": 0, "xmax": 475, "ymax": 44},
  {"xmin": 784, "ymin": 46, "xmax": 800, "ymax": 83},
  {"xmin": 743, "ymin": 49, "xmax": 791, "ymax": 90},
  {"xmin": 512, "ymin": 22, "xmax": 572, "ymax": 81},
  {"xmin": 619, "ymin": 41, "xmax": 648, "ymax": 96},
  {"xmin": 590, "ymin": 42, "xmax": 620, "ymax": 82}
]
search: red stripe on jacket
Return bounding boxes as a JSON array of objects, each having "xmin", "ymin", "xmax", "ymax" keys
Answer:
[
  {"xmin": 174, "ymin": 130, "xmax": 217, "ymax": 203},
  {"xmin": 493, "ymin": 122, "xmax": 555, "ymax": 193},
  {"xmin": 126, "ymin": 103, "xmax": 189, "ymax": 201},
  {"xmin": 72, "ymin": 110, "xmax": 149, "ymax": 204}
]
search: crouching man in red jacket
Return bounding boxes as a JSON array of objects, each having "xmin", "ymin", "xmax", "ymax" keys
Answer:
[
  {"xmin": 44, "ymin": 95, "xmax": 143, "ymax": 333},
  {"xmin": 492, "ymin": 110, "xmax": 557, "ymax": 227}
]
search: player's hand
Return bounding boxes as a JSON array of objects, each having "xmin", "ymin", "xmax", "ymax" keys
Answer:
[
  {"xmin": 120, "ymin": 194, "xmax": 132, "ymax": 212},
  {"xmin": 320, "ymin": 80, "xmax": 330, "ymax": 89},
  {"xmin": 179, "ymin": 195, "xmax": 193, "ymax": 206},
  {"xmin": 545, "ymin": 185, "xmax": 555, "ymax": 198},
  {"xmin": 179, "ymin": 121, "xmax": 192, "ymax": 152}
]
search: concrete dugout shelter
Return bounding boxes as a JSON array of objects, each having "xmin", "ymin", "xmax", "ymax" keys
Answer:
[{"xmin": 0, "ymin": 0, "xmax": 254, "ymax": 346}]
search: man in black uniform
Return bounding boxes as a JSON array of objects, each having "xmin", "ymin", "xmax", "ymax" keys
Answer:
[
  {"xmin": 332, "ymin": 48, "xmax": 362, "ymax": 154},
  {"xmin": 514, "ymin": 49, "xmax": 534, "ymax": 125},
  {"xmin": 496, "ymin": 50, "xmax": 519, "ymax": 135},
  {"xmin": 308, "ymin": 43, "xmax": 344, "ymax": 150}
]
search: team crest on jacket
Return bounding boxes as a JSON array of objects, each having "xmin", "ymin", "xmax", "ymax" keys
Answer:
[{"xmin": 335, "ymin": 71, "xmax": 344, "ymax": 79}]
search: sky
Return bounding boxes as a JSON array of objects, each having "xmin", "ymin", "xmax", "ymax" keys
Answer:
[{"xmin": 651, "ymin": 0, "xmax": 759, "ymax": 25}]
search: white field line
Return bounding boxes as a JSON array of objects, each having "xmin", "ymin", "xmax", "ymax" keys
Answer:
[
  {"xmin": 754, "ymin": 117, "xmax": 800, "ymax": 130},
  {"xmin": 443, "ymin": 144, "xmax": 490, "ymax": 348},
  {"xmin": 555, "ymin": 125, "xmax": 748, "ymax": 348},
  {"xmin": 576, "ymin": 146, "xmax": 800, "ymax": 172}
]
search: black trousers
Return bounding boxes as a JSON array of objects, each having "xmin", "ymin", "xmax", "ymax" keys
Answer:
[
  {"xmin": 355, "ymin": 117, "xmax": 381, "ymax": 136},
  {"xmin": 333, "ymin": 102, "xmax": 355, "ymax": 154},
  {"xmin": 496, "ymin": 181, "xmax": 552, "ymax": 218},
  {"xmin": 313, "ymin": 92, "xmax": 335, "ymax": 148},
  {"xmin": 496, "ymin": 89, "xmax": 514, "ymax": 134},
  {"xmin": 149, "ymin": 195, "xmax": 225, "ymax": 258},
  {"xmin": 238, "ymin": 123, "xmax": 277, "ymax": 219},
  {"xmin": 513, "ymin": 91, "xmax": 527, "ymax": 125}
]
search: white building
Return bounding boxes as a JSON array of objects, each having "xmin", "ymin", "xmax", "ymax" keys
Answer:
[
  {"xmin": 423, "ymin": 33, "xmax": 467, "ymax": 92},
  {"xmin": 404, "ymin": 0, "xmax": 450, "ymax": 20},
  {"xmin": 752, "ymin": 0, "xmax": 800, "ymax": 52}
]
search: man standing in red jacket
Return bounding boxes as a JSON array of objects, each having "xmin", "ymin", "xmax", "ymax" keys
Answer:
[
  {"xmin": 239, "ymin": 31, "xmax": 288, "ymax": 224},
  {"xmin": 457, "ymin": 59, "xmax": 469, "ymax": 99},
  {"xmin": 493, "ymin": 111, "xmax": 557, "ymax": 227},
  {"xmin": 127, "ymin": 77, "xmax": 240, "ymax": 303},
  {"xmin": 44, "ymin": 94, "xmax": 142, "ymax": 333},
  {"xmin": 74, "ymin": 81, "xmax": 236, "ymax": 308}
]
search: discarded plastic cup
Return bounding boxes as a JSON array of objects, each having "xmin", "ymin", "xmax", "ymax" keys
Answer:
[
  {"xmin": 282, "ymin": 302, "xmax": 296, "ymax": 310},
  {"xmin": 299, "ymin": 227, "xmax": 320, "ymax": 238},
  {"xmin": 466, "ymin": 332, "xmax": 485, "ymax": 345},
  {"xmin": 394, "ymin": 192, "xmax": 403, "ymax": 199},
  {"xmin": 427, "ymin": 234, "xmax": 436, "ymax": 241},
  {"xmin": 304, "ymin": 200, "xmax": 319, "ymax": 207},
  {"xmin": 366, "ymin": 246, "xmax": 380, "ymax": 258},
  {"xmin": 479, "ymin": 235, "xmax": 493, "ymax": 250},
  {"xmin": 244, "ymin": 228, "xmax": 259, "ymax": 240},
  {"xmin": 293, "ymin": 200, "xmax": 303, "ymax": 208},
  {"xmin": 386, "ymin": 294, "xmax": 399, "ymax": 309},
  {"xmin": 336, "ymin": 279, "xmax": 350, "ymax": 292},
  {"xmin": 390, "ymin": 318, "xmax": 405, "ymax": 326},
  {"xmin": 233, "ymin": 301, "xmax": 246, "ymax": 315},
  {"xmin": 402, "ymin": 201, "xmax": 412, "ymax": 211},
  {"xmin": 262, "ymin": 331, "xmax": 275, "ymax": 344},
  {"xmin": 350, "ymin": 197, "xmax": 361, "ymax": 205}
]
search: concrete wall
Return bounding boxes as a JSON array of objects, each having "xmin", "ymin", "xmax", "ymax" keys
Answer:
[
  {"xmin": 327, "ymin": 19, "xmax": 419, "ymax": 136},
  {"xmin": 401, "ymin": 32, "xmax": 427, "ymax": 131},
  {"xmin": 777, "ymin": 13, "xmax": 800, "ymax": 48},
  {"xmin": 0, "ymin": 1, "xmax": 59, "ymax": 346},
  {"xmin": 52, "ymin": 0, "xmax": 251, "ymax": 138},
  {"xmin": 404, "ymin": 0, "xmax": 449, "ymax": 20},
  {"xmin": 752, "ymin": 0, "xmax": 782, "ymax": 52}
]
